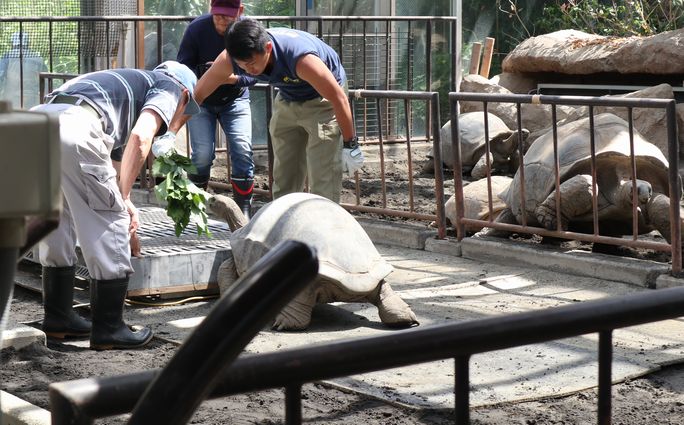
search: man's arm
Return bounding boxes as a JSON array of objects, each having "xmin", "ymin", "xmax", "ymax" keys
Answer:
[
  {"xmin": 119, "ymin": 109, "xmax": 162, "ymax": 201},
  {"xmin": 195, "ymin": 50, "xmax": 235, "ymax": 105},
  {"xmin": 295, "ymin": 54, "xmax": 355, "ymax": 141}
]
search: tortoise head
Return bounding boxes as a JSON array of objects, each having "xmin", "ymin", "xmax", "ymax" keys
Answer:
[
  {"xmin": 617, "ymin": 179, "xmax": 653, "ymax": 209},
  {"xmin": 208, "ymin": 194, "xmax": 249, "ymax": 232}
]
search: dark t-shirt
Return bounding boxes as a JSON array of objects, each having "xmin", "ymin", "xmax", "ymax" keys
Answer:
[
  {"xmin": 177, "ymin": 14, "xmax": 252, "ymax": 106},
  {"xmin": 231, "ymin": 28, "xmax": 346, "ymax": 102}
]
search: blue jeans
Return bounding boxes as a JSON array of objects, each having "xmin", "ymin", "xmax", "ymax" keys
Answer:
[{"xmin": 187, "ymin": 97, "xmax": 253, "ymax": 181}]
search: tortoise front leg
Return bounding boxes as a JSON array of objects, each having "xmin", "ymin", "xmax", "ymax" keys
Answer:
[
  {"xmin": 216, "ymin": 256, "xmax": 239, "ymax": 296},
  {"xmin": 272, "ymin": 284, "xmax": 318, "ymax": 331},
  {"xmin": 471, "ymin": 152, "xmax": 494, "ymax": 179},
  {"xmin": 644, "ymin": 193, "xmax": 683, "ymax": 245},
  {"xmin": 535, "ymin": 174, "xmax": 594, "ymax": 231}
]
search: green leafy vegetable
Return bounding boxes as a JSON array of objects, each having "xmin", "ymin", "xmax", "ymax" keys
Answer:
[{"xmin": 152, "ymin": 152, "xmax": 212, "ymax": 237}]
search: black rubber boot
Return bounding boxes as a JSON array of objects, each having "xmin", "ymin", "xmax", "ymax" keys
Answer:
[
  {"xmin": 41, "ymin": 266, "xmax": 91, "ymax": 338},
  {"xmin": 188, "ymin": 173, "xmax": 209, "ymax": 191},
  {"xmin": 89, "ymin": 277, "xmax": 153, "ymax": 350},
  {"xmin": 231, "ymin": 176, "xmax": 254, "ymax": 219}
]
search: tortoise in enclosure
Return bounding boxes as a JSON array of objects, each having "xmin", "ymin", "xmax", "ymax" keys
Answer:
[
  {"xmin": 427, "ymin": 112, "xmax": 529, "ymax": 178},
  {"xmin": 209, "ymin": 192, "xmax": 419, "ymax": 331},
  {"xmin": 491, "ymin": 113, "xmax": 680, "ymax": 242},
  {"xmin": 445, "ymin": 176, "xmax": 512, "ymax": 234}
]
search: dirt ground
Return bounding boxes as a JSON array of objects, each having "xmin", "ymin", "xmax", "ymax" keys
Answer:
[
  {"xmin": 3, "ymin": 283, "xmax": 684, "ymax": 425},
  {"xmin": 2, "ymin": 148, "xmax": 683, "ymax": 424}
]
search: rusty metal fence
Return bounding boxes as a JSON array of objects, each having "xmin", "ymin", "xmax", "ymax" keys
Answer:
[
  {"xmin": 343, "ymin": 89, "xmax": 447, "ymax": 238},
  {"xmin": 448, "ymin": 92, "xmax": 682, "ymax": 273},
  {"xmin": 210, "ymin": 87, "xmax": 448, "ymax": 237},
  {"xmin": 36, "ymin": 72, "xmax": 449, "ymax": 237}
]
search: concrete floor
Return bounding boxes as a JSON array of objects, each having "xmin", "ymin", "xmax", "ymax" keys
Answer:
[{"xmin": 3, "ymin": 203, "xmax": 684, "ymax": 423}]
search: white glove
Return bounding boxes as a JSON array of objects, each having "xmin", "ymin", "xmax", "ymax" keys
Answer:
[
  {"xmin": 152, "ymin": 131, "xmax": 177, "ymax": 158},
  {"xmin": 342, "ymin": 137, "xmax": 364, "ymax": 175}
]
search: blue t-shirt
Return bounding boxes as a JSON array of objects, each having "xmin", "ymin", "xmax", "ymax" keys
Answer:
[
  {"xmin": 232, "ymin": 28, "xmax": 346, "ymax": 102},
  {"xmin": 177, "ymin": 14, "xmax": 253, "ymax": 106},
  {"xmin": 47, "ymin": 68, "xmax": 182, "ymax": 152}
]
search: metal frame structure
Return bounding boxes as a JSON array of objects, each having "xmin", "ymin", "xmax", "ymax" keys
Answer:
[{"xmin": 448, "ymin": 92, "xmax": 682, "ymax": 273}]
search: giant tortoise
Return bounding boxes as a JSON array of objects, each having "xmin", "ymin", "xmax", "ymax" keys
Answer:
[
  {"xmin": 493, "ymin": 113, "xmax": 679, "ymax": 242},
  {"xmin": 428, "ymin": 112, "xmax": 529, "ymax": 179},
  {"xmin": 446, "ymin": 176, "xmax": 512, "ymax": 234},
  {"xmin": 209, "ymin": 192, "xmax": 419, "ymax": 331}
]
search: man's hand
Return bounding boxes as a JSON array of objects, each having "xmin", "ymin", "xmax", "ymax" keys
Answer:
[
  {"xmin": 342, "ymin": 137, "xmax": 364, "ymax": 175},
  {"xmin": 130, "ymin": 230, "xmax": 142, "ymax": 257},
  {"xmin": 152, "ymin": 132, "xmax": 177, "ymax": 158},
  {"xmin": 124, "ymin": 198, "xmax": 142, "ymax": 257},
  {"xmin": 124, "ymin": 198, "xmax": 139, "ymax": 233}
]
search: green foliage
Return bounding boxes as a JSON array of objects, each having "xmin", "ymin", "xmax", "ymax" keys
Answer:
[
  {"xmin": 146, "ymin": 0, "xmax": 207, "ymax": 16},
  {"xmin": 243, "ymin": 0, "xmax": 295, "ymax": 16},
  {"xmin": 144, "ymin": 0, "xmax": 207, "ymax": 56},
  {"xmin": 537, "ymin": 0, "xmax": 684, "ymax": 36},
  {"xmin": 152, "ymin": 153, "xmax": 212, "ymax": 238}
]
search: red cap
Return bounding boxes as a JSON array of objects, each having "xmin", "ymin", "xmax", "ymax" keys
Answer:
[{"xmin": 210, "ymin": 0, "xmax": 241, "ymax": 16}]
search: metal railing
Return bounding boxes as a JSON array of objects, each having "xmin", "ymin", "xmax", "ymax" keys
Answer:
[
  {"xmin": 48, "ymin": 282, "xmax": 684, "ymax": 424},
  {"xmin": 0, "ymin": 15, "xmax": 457, "ymax": 122},
  {"xmin": 448, "ymin": 93, "xmax": 682, "ymax": 273},
  {"xmin": 38, "ymin": 72, "xmax": 77, "ymax": 102},
  {"xmin": 344, "ymin": 89, "xmax": 447, "ymax": 238},
  {"xmin": 37, "ymin": 69, "xmax": 447, "ymax": 232}
]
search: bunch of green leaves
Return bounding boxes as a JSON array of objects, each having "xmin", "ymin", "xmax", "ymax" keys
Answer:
[{"xmin": 152, "ymin": 152, "xmax": 211, "ymax": 237}]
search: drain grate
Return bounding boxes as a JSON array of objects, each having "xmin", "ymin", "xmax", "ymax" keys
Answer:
[{"xmin": 135, "ymin": 207, "xmax": 232, "ymax": 256}]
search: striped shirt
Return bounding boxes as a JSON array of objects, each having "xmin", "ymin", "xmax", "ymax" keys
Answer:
[{"xmin": 47, "ymin": 68, "xmax": 183, "ymax": 152}]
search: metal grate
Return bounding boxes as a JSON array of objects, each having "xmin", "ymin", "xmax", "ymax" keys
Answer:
[{"xmin": 135, "ymin": 207, "xmax": 232, "ymax": 256}]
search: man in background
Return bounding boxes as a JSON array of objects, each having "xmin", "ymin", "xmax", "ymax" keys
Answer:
[{"xmin": 177, "ymin": 0, "xmax": 256, "ymax": 217}]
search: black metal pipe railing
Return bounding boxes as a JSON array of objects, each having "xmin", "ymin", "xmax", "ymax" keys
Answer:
[
  {"xmin": 48, "ymin": 285, "xmax": 684, "ymax": 424},
  {"xmin": 50, "ymin": 240, "xmax": 319, "ymax": 425},
  {"xmin": 448, "ymin": 92, "xmax": 681, "ymax": 272}
]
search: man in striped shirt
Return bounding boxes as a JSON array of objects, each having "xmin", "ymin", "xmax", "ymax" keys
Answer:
[{"xmin": 32, "ymin": 61, "xmax": 199, "ymax": 350}]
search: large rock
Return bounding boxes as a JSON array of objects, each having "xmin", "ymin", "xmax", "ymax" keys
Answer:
[
  {"xmin": 490, "ymin": 72, "xmax": 537, "ymax": 94},
  {"xmin": 502, "ymin": 29, "xmax": 684, "ymax": 75},
  {"xmin": 459, "ymin": 74, "xmax": 575, "ymax": 133}
]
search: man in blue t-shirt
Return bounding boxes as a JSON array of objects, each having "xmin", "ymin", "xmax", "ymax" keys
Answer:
[
  {"xmin": 177, "ymin": 0, "xmax": 256, "ymax": 217},
  {"xmin": 188, "ymin": 18, "xmax": 360, "ymax": 203},
  {"xmin": 31, "ymin": 61, "xmax": 199, "ymax": 350}
]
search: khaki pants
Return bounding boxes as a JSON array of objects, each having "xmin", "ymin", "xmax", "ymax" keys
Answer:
[
  {"xmin": 33, "ymin": 103, "xmax": 133, "ymax": 280},
  {"xmin": 269, "ymin": 93, "xmax": 343, "ymax": 203}
]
